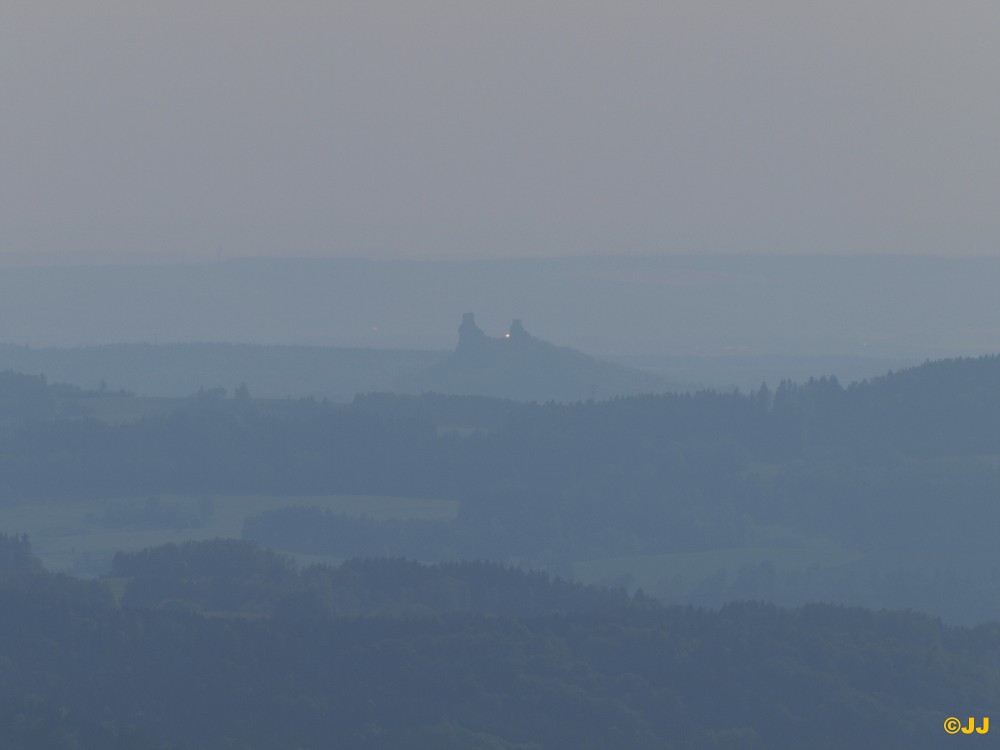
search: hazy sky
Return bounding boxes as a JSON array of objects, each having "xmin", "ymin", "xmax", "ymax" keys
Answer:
[{"xmin": 3, "ymin": 1, "xmax": 999, "ymax": 264}]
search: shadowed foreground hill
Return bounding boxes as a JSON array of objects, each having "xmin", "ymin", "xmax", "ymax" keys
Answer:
[{"xmin": 0, "ymin": 535, "xmax": 996, "ymax": 750}]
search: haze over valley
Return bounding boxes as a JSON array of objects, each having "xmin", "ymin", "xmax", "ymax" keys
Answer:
[
  {"xmin": 3, "ymin": 253, "xmax": 998, "ymax": 394},
  {"xmin": 6, "ymin": 1, "xmax": 1000, "ymax": 746}
]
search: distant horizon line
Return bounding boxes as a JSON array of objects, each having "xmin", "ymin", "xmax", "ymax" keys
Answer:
[{"xmin": 3, "ymin": 249, "xmax": 1000, "ymax": 270}]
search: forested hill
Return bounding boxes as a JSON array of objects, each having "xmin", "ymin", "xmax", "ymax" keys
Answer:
[
  {"xmin": 764, "ymin": 354, "xmax": 1000, "ymax": 455},
  {"xmin": 109, "ymin": 539, "xmax": 632, "ymax": 618},
  {"xmin": 2, "ymin": 533, "xmax": 999, "ymax": 750},
  {"xmin": 5, "ymin": 354, "xmax": 1000, "ymax": 620},
  {"xmin": 402, "ymin": 313, "xmax": 674, "ymax": 400},
  {"xmin": 6, "ymin": 350, "xmax": 1000, "ymax": 455},
  {"xmin": 4, "ymin": 354, "xmax": 1000, "ymax": 502}
]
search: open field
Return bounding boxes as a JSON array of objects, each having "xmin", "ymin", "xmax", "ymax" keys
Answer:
[{"xmin": 0, "ymin": 493, "xmax": 457, "ymax": 575}]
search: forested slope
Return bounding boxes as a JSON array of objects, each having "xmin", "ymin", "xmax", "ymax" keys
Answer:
[{"xmin": 1, "ymin": 534, "xmax": 996, "ymax": 750}]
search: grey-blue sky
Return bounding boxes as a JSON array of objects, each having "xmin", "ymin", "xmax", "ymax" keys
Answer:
[{"xmin": 2, "ymin": 1, "xmax": 999, "ymax": 264}]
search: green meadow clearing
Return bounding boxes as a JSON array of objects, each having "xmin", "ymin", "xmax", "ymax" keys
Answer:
[
  {"xmin": 0, "ymin": 493, "xmax": 458, "ymax": 575},
  {"xmin": 1, "ymin": 489, "xmax": 866, "ymax": 606}
]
